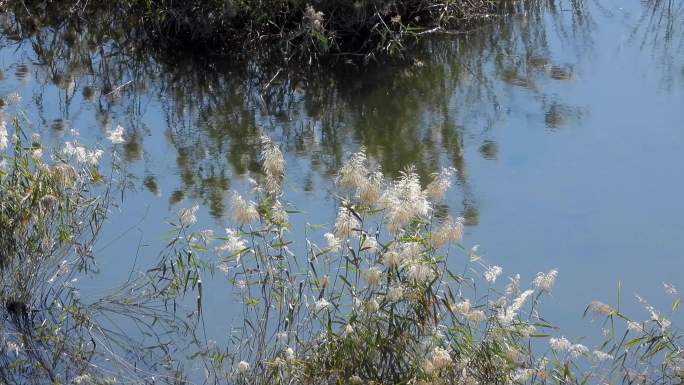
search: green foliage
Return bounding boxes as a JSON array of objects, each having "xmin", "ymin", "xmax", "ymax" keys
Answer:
[
  {"xmin": 6, "ymin": 0, "xmax": 500, "ymax": 62},
  {"xmin": 178, "ymin": 141, "xmax": 684, "ymax": 385},
  {"xmin": 0, "ymin": 116, "xmax": 109, "ymax": 383},
  {"xmin": 0, "ymin": 114, "xmax": 196, "ymax": 384}
]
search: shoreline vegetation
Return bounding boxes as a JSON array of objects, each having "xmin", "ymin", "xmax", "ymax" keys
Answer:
[
  {"xmin": 2, "ymin": 1, "xmax": 684, "ymax": 384},
  {"xmin": 5, "ymin": 0, "xmax": 539, "ymax": 64},
  {"xmin": 1, "ymin": 104, "xmax": 683, "ymax": 384}
]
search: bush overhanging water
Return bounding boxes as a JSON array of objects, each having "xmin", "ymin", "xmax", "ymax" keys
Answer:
[{"xmin": 5, "ymin": 0, "xmax": 514, "ymax": 62}]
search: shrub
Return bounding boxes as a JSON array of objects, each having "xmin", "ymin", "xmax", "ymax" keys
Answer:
[
  {"xmin": 6, "ymin": 0, "xmax": 501, "ymax": 62},
  {"xmin": 135, "ymin": 0, "xmax": 499, "ymax": 59},
  {"xmin": 0, "ymin": 111, "xmax": 196, "ymax": 384}
]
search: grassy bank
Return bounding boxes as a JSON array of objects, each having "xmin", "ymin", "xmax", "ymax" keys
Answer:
[
  {"xmin": 6, "ymin": 0, "xmax": 517, "ymax": 62},
  {"xmin": 129, "ymin": 0, "xmax": 500, "ymax": 59}
]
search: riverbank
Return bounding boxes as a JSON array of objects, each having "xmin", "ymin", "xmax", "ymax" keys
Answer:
[{"xmin": 6, "ymin": 0, "xmax": 522, "ymax": 63}]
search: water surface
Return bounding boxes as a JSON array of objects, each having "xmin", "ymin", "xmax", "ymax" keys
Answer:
[{"xmin": 1, "ymin": 0, "xmax": 683, "ymax": 342}]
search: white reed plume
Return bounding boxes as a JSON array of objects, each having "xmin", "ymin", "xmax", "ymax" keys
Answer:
[
  {"xmin": 285, "ymin": 347, "xmax": 295, "ymax": 362},
  {"xmin": 407, "ymin": 261, "xmax": 434, "ymax": 284},
  {"xmin": 425, "ymin": 167, "xmax": 456, "ymax": 202},
  {"xmin": 518, "ymin": 324, "xmax": 537, "ymax": 337},
  {"xmin": 216, "ymin": 228, "xmax": 247, "ymax": 257},
  {"xmin": 387, "ymin": 284, "xmax": 404, "ymax": 302},
  {"xmin": 231, "ymin": 192, "xmax": 260, "ymax": 225},
  {"xmin": 465, "ymin": 310, "xmax": 487, "ymax": 322},
  {"xmin": 636, "ymin": 294, "xmax": 672, "ymax": 329},
  {"xmin": 30, "ymin": 146, "xmax": 43, "ymax": 159},
  {"xmin": 505, "ymin": 274, "xmax": 521, "ymax": 296},
  {"xmin": 549, "ymin": 337, "xmax": 572, "ymax": 352},
  {"xmin": 664, "ymin": 282, "xmax": 678, "ymax": 296},
  {"xmin": 533, "ymin": 269, "xmax": 558, "ymax": 292},
  {"xmin": 455, "ymin": 299, "xmax": 471, "ymax": 315},
  {"xmin": 432, "ymin": 216, "xmax": 465, "ymax": 248},
  {"xmin": 303, "ymin": 4, "xmax": 325, "ymax": 32},
  {"xmin": 315, "ymin": 298, "xmax": 330, "ymax": 311},
  {"xmin": 484, "ymin": 265, "xmax": 503, "ymax": 284},
  {"xmin": 72, "ymin": 375, "xmax": 91, "ymax": 384},
  {"xmin": 51, "ymin": 163, "xmax": 79, "ymax": 187},
  {"xmin": 324, "ymin": 232, "xmax": 341, "ymax": 252},
  {"xmin": 380, "ymin": 167, "xmax": 431, "ymax": 233},
  {"xmin": 399, "ymin": 242, "xmax": 423, "ymax": 261},
  {"xmin": 260, "ymin": 135, "xmax": 284, "ymax": 194},
  {"xmin": 358, "ymin": 170, "xmax": 384, "ymax": 206},
  {"xmin": 497, "ymin": 289, "xmax": 534, "ymax": 326},
  {"xmin": 512, "ymin": 368, "xmax": 535, "ymax": 382},
  {"xmin": 549, "ymin": 337, "xmax": 588, "ymax": 358},
  {"xmin": 275, "ymin": 331, "xmax": 288, "ymax": 344},
  {"xmin": 199, "ymin": 229, "xmax": 215, "ymax": 243},
  {"xmin": 422, "ymin": 359, "xmax": 435, "ymax": 375},
  {"xmin": 63, "ymin": 142, "xmax": 103, "ymax": 166},
  {"xmin": 271, "ymin": 199, "xmax": 288, "ymax": 224},
  {"xmin": 627, "ymin": 321, "xmax": 643, "ymax": 333},
  {"xmin": 361, "ymin": 235, "xmax": 379, "ymax": 253},
  {"xmin": 366, "ymin": 297, "xmax": 380, "ymax": 313},
  {"xmin": 592, "ymin": 350, "xmax": 614, "ymax": 362},
  {"xmin": 364, "ymin": 267, "xmax": 382, "ymax": 286},
  {"xmin": 337, "ymin": 150, "xmax": 368, "ymax": 191},
  {"xmin": 568, "ymin": 343, "xmax": 589, "ymax": 358},
  {"xmin": 107, "ymin": 125, "xmax": 125, "ymax": 144},
  {"xmin": 5, "ymin": 341, "xmax": 21, "ymax": 357},
  {"xmin": 334, "ymin": 206, "xmax": 360, "ymax": 238},
  {"xmin": 179, "ymin": 204, "xmax": 199, "ymax": 226},
  {"xmin": 585, "ymin": 301, "xmax": 615, "ymax": 317},
  {"xmin": 431, "ymin": 347, "xmax": 453, "ymax": 370},
  {"xmin": 343, "ymin": 323, "xmax": 354, "ymax": 337},
  {"xmin": 3, "ymin": 92, "xmax": 21, "ymax": 105},
  {"xmin": 381, "ymin": 250, "xmax": 402, "ymax": 269},
  {"xmin": 237, "ymin": 361, "xmax": 250, "ymax": 374},
  {"xmin": 0, "ymin": 119, "xmax": 8, "ymax": 151}
]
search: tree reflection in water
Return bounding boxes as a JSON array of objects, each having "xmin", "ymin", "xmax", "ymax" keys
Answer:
[{"xmin": 6, "ymin": 1, "xmax": 669, "ymax": 223}]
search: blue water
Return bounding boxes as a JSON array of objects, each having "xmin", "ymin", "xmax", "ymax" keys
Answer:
[{"xmin": 0, "ymin": 0, "xmax": 682, "ymax": 344}]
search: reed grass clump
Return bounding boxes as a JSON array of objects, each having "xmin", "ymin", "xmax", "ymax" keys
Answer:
[
  {"xmin": 0, "ymin": 112, "xmax": 198, "ymax": 384},
  {"xmin": 170, "ymin": 137, "xmax": 684, "ymax": 384},
  {"xmin": 0, "ymin": 114, "xmax": 112, "ymax": 382},
  {"xmin": 1, "ymin": 104, "xmax": 682, "ymax": 384}
]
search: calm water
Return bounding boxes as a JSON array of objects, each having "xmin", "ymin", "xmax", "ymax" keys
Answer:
[{"xmin": 1, "ymin": 0, "xmax": 683, "ymax": 342}]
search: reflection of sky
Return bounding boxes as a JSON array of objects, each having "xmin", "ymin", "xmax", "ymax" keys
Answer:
[
  {"xmin": 1, "ymin": 0, "xmax": 683, "ymax": 345},
  {"xmin": 466, "ymin": 1, "xmax": 684, "ymax": 337}
]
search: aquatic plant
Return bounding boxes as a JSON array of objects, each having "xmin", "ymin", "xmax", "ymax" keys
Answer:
[
  {"xmin": 1, "ymin": 107, "xmax": 682, "ymax": 384},
  {"xmin": 173, "ymin": 138, "xmax": 684, "ymax": 384},
  {"xmin": 0, "ymin": 113, "xmax": 198, "ymax": 384}
]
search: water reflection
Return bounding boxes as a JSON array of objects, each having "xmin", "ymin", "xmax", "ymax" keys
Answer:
[
  {"xmin": 1, "ymin": 1, "xmax": 683, "ymax": 369},
  {"xmin": 641, "ymin": 0, "xmax": 684, "ymax": 92},
  {"xmin": 0, "ymin": 1, "xmax": 679, "ymax": 223},
  {"xmin": 542, "ymin": 98, "xmax": 586, "ymax": 129},
  {"xmin": 479, "ymin": 140, "xmax": 498, "ymax": 160}
]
